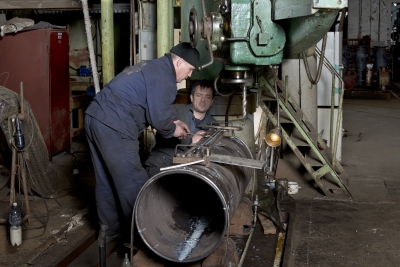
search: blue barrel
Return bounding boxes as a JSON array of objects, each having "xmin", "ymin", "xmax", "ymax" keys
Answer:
[
  {"xmin": 342, "ymin": 45, "xmax": 353, "ymax": 70},
  {"xmin": 355, "ymin": 46, "xmax": 368, "ymax": 85}
]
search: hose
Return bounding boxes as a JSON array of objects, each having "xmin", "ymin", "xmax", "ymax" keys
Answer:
[
  {"xmin": 302, "ymin": 34, "xmax": 327, "ymax": 85},
  {"xmin": 81, "ymin": 0, "xmax": 101, "ymax": 93}
]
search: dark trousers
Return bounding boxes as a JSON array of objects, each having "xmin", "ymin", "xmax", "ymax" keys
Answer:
[{"xmin": 85, "ymin": 115, "xmax": 148, "ymax": 236}]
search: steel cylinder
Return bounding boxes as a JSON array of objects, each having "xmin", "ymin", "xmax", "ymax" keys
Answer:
[
  {"xmin": 134, "ymin": 135, "xmax": 253, "ymax": 263},
  {"xmin": 373, "ymin": 46, "xmax": 391, "ymax": 73}
]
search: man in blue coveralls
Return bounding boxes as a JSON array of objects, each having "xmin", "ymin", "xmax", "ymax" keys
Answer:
[
  {"xmin": 145, "ymin": 80, "xmax": 217, "ymax": 177},
  {"xmin": 85, "ymin": 42, "xmax": 199, "ymax": 241}
]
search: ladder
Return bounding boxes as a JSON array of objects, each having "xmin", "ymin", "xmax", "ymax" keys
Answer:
[{"xmin": 258, "ymin": 74, "xmax": 352, "ymax": 200}]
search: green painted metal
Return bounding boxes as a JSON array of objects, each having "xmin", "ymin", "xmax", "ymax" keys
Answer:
[
  {"xmin": 157, "ymin": 0, "xmax": 174, "ymax": 57},
  {"xmin": 272, "ymin": 0, "xmax": 346, "ymax": 19},
  {"xmin": 258, "ymin": 71, "xmax": 351, "ymax": 199},
  {"xmin": 224, "ymin": 65, "xmax": 250, "ymax": 71},
  {"xmin": 315, "ymin": 47, "xmax": 345, "ymax": 170},
  {"xmin": 181, "ymin": 0, "xmax": 224, "ymax": 80},
  {"xmin": 101, "ymin": 0, "xmax": 115, "ymax": 84},
  {"xmin": 180, "ymin": 0, "xmax": 342, "ymax": 77},
  {"xmin": 314, "ymin": 0, "xmax": 347, "ymax": 9},
  {"xmin": 272, "ymin": 0, "xmax": 315, "ymax": 20},
  {"xmin": 280, "ymin": 10, "xmax": 339, "ymax": 58},
  {"xmin": 249, "ymin": 0, "xmax": 285, "ymax": 56},
  {"xmin": 169, "ymin": 0, "xmax": 174, "ymax": 49},
  {"xmin": 230, "ymin": 0, "xmax": 284, "ymax": 65}
]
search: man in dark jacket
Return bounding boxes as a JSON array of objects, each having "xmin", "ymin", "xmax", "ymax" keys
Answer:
[
  {"xmin": 145, "ymin": 80, "xmax": 217, "ymax": 177},
  {"xmin": 85, "ymin": 43, "xmax": 199, "ymax": 240}
]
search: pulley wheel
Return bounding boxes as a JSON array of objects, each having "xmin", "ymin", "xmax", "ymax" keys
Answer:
[{"xmin": 189, "ymin": 8, "xmax": 199, "ymax": 47}]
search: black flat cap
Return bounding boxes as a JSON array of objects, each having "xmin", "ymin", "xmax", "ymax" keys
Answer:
[{"xmin": 170, "ymin": 42, "xmax": 200, "ymax": 68}]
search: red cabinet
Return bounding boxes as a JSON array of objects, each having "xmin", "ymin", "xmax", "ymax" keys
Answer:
[{"xmin": 0, "ymin": 28, "xmax": 70, "ymax": 157}]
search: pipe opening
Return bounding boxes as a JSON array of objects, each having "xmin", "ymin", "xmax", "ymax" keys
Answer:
[{"xmin": 135, "ymin": 171, "xmax": 226, "ymax": 263}]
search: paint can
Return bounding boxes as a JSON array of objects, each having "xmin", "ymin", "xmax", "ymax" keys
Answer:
[{"xmin": 288, "ymin": 182, "xmax": 301, "ymax": 195}]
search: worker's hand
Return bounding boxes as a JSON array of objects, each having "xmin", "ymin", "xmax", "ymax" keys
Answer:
[
  {"xmin": 173, "ymin": 120, "xmax": 189, "ymax": 139},
  {"xmin": 191, "ymin": 130, "xmax": 206, "ymax": 144}
]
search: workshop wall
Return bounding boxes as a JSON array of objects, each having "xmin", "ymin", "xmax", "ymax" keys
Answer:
[{"xmin": 347, "ymin": 0, "xmax": 392, "ymax": 46}]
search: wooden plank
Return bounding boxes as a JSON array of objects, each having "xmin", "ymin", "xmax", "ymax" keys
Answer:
[
  {"xmin": 70, "ymin": 81, "xmax": 90, "ymax": 92},
  {"xmin": 70, "ymin": 95, "xmax": 87, "ymax": 110}
]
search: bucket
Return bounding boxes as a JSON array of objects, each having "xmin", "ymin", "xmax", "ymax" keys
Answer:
[{"xmin": 134, "ymin": 135, "xmax": 253, "ymax": 263}]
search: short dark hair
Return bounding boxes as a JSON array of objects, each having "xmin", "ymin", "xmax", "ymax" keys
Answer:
[{"xmin": 191, "ymin": 80, "xmax": 215, "ymax": 98}]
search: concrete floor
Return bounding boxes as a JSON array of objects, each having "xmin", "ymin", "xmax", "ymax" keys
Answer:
[
  {"xmin": 1, "ymin": 97, "xmax": 400, "ymax": 266},
  {"xmin": 281, "ymin": 98, "xmax": 400, "ymax": 267}
]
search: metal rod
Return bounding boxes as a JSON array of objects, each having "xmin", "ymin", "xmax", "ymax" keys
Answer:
[
  {"xmin": 98, "ymin": 224, "xmax": 107, "ymax": 267},
  {"xmin": 238, "ymin": 195, "xmax": 258, "ymax": 267},
  {"xmin": 19, "ymin": 152, "xmax": 31, "ymax": 225},
  {"xmin": 197, "ymin": 35, "xmax": 214, "ymax": 70},
  {"xmin": 330, "ymin": 72, "xmax": 335, "ymax": 148},
  {"xmin": 242, "ymin": 86, "xmax": 247, "ymax": 118},
  {"xmin": 130, "ymin": 0, "xmax": 137, "ymax": 66},
  {"xmin": 159, "ymin": 159, "xmax": 205, "ymax": 171},
  {"xmin": 315, "ymin": 47, "xmax": 344, "ymax": 168},
  {"xmin": 19, "ymin": 82, "xmax": 24, "ymax": 119},
  {"xmin": 9, "ymin": 144, "xmax": 16, "ymax": 207},
  {"xmin": 284, "ymin": 75, "xmax": 289, "ymax": 106},
  {"xmin": 272, "ymin": 66, "xmax": 280, "ymax": 129}
]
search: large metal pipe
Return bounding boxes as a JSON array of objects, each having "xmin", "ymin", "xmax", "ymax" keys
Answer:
[
  {"xmin": 101, "ymin": 0, "xmax": 115, "ymax": 84},
  {"xmin": 134, "ymin": 135, "xmax": 253, "ymax": 263},
  {"xmin": 157, "ymin": 0, "xmax": 174, "ymax": 57}
]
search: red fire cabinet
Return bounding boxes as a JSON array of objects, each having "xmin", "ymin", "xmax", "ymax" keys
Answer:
[{"xmin": 0, "ymin": 28, "xmax": 70, "ymax": 157}]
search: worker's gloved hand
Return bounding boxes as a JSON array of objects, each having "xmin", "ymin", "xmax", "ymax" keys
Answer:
[
  {"xmin": 191, "ymin": 130, "xmax": 206, "ymax": 144},
  {"xmin": 173, "ymin": 120, "xmax": 189, "ymax": 139}
]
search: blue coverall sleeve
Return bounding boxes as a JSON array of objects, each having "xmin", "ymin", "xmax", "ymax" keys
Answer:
[{"xmin": 145, "ymin": 70, "xmax": 177, "ymax": 138}]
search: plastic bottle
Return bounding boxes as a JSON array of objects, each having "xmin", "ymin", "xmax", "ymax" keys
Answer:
[
  {"xmin": 121, "ymin": 253, "xmax": 131, "ymax": 267},
  {"xmin": 9, "ymin": 202, "xmax": 22, "ymax": 246}
]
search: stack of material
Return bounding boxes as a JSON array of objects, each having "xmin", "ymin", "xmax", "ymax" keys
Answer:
[{"xmin": 229, "ymin": 197, "xmax": 253, "ymax": 235}]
